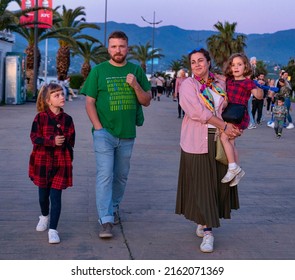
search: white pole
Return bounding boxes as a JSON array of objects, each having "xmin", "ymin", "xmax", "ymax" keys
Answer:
[{"xmin": 44, "ymin": 38, "xmax": 48, "ymax": 83}]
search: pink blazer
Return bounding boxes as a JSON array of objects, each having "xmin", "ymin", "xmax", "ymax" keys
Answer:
[{"xmin": 179, "ymin": 76, "xmax": 226, "ymax": 154}]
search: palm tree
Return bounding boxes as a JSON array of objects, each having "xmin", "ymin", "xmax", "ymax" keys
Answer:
[
  {"xmin": 0, "ymin": 0, "xmax": 45, "ymax": 31},
  {"xmin": 72, "ymin": 40, "xmax": 109, "ymax": 80},
  {"xmin": 206, "ymin": 21, "xmax": 247, "ymax": 70},
  {"xmin": 169, "ymin": 59, "xmax": 183, "ymax": 74},
  {"xmin": 128, "ymin": 42, "xmax": 164, "ymax": 73},
  {"xmin": 0, "ymin": 0, "xmax": 20, "ymax": 31},
  {"xmin": 10, "ymin": 7, "xmax": 71, "ymax": 93},
  {"xmin": 180, "ymin": 55, "xmax": 190, "ymax": 72},
  {"xmin": 54, "ymin": 5, "xmax": 100, "ymax": 80}
]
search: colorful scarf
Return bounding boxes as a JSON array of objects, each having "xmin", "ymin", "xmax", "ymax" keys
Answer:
[{"xmin": 194, "ymin": 72, "xmax": 227, "ymax": 112}]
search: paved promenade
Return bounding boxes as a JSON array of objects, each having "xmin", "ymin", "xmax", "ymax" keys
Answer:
[{"xmin": 0, "ymin": 95, "xmax": 295, "ymax": 261}]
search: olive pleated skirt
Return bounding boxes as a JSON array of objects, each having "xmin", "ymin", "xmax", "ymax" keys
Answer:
[{"xmin": 175, "ymin": 131, "xmax": 239, "ymax": 228}]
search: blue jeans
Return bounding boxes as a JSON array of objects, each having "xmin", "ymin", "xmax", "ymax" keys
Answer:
[
  {"xmin": 93, "ymin": 128, "xmax": 134, "ymax": 224},
  {"xmin": 248, "ymin": 95, "xmax": 255, "ymax": 125},
  {"xmin": 284, "ymin": 97, "xmax": 293, "ymax": 123}
]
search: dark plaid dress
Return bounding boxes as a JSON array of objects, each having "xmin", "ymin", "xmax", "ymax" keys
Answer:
[
  {"xmin": 226, "ymin": 78, "xmax": 256, "ymax": 130},
  {"xmin": 29, "ymin": 109, "xmax": 75, "ymax": 190}
]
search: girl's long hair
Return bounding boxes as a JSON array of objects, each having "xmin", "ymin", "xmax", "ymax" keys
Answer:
[
  {"xmin": 36, "ymin": 83, "xmax": 63, "ymax": 112},
  {"xmin": 223, "ymin": 53, "xmax": 252, "ymax": 78}
]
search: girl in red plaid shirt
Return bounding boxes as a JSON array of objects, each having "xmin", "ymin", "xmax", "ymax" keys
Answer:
[
  {"xmin": 220, "ymin": 53, "xmax": 263, "ymax": 186},
  {"xmin": 29, "ymin": 83, "xmax": 75, "ymax": 244}
]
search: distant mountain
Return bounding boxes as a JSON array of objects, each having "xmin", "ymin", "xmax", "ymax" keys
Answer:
[{"xmin": 12, "ymin": 21, "xmax": 295, "ymax": 74}]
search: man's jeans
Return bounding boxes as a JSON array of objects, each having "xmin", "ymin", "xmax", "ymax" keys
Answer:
[
  {"xmin": 248, "ymin": 95, "xmax": 255, "ymax": 126},
  {"xmin": 284, "ymin": 97, "xmax": 293, "ymax": 123},
  {"xmin": 93, "ymin": 129, "xmax": 134, "ymax": 224}
]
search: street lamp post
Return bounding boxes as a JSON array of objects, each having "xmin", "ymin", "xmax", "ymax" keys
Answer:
[
  {"xmin": 33, "ymin": 0, "xmax": 39, "ymax": 98},
  {"xmin": 141, "ymin": 11, "xmax": 162, "ymax": 74},
  {"xmin": 104, "ymin": 0, "xmax": 108, "ymax": 46}
]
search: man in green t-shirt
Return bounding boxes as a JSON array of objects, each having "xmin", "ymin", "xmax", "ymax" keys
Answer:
[{"xmin": 81, "ymin": 31, "xmax": 151, "ymax": 239}]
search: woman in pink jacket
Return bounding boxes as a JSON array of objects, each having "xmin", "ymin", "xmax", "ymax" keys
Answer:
[{"xmin": 175, "ymin": 48, "xmax": 241, "ymax": 253}]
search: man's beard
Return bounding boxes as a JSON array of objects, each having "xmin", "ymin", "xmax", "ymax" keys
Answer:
[{"xmin": 110, "ymin": 53, "xmax": 127, "ymax": 64}]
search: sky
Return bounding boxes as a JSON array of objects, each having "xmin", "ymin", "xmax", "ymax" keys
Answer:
[{"xmin": 8, "ymin": 0, "xmax": 295, "ymax": 34}]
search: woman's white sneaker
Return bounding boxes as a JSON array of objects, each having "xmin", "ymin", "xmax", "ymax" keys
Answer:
[
  {"xmin": 200, "ymin": 233, "xmax": 214, "ymax": 253},
  {"xmin": 196, "ymin": 225, "xmax": 204, "ymax": 238},
  {"xmin": 36, "ymin": 215, "xmax": 49, "ymax": 231},
  {"xmin": 48, "ymin": 229, "xmax": 60, "ymax": 244}
]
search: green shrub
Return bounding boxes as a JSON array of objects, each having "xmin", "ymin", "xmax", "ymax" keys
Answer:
[{"xmin": 69, "ymin": 74, "xmax": 84, "ymax": 89}]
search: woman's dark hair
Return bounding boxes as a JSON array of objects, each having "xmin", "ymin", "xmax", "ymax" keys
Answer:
[{"xmin": 188, "ymin": 48, "xmax": 211, "ymax": 70}]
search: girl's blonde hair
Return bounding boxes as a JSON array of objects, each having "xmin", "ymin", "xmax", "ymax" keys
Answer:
[
  {"xmin": 36, "ymin": 83, "xmax": 63, "ymax": 112},
  {"xmin": 223, "ymin": 53, "xmax": 252, "ymax": 78}
]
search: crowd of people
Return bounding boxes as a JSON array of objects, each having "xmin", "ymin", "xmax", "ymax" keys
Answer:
[{"xmin": 28, "ymin": 30, "xmax": 293, "ymax": 253}]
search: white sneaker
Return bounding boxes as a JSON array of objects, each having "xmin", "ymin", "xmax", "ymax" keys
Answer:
[
  {"xmin": 247, "ymin": 124, "xmax": 256, "ymax": 129},
  {"xmin": 229, "ymin": 169, "xmax": 245, "ymax": 187},
  {"xmin": 221, "ymin": 166, "xmax": 242, "ymax": 183},
  {"xmin": 267, "ymin": 121, "xmax": 275, "ymax": 128},
  {"xmin": 48, "ymin": 229, "xmax": 60, "ymax": 244},
  {"xmin": 286, "ymin": 123, "xmax": 294, "ymax": 129},
  {"xmin": 196, "ymin": 225, "xmax": 204, "ymax": 238},
  {"xmin": 36, "ymin": 215, "xmax": 49, "ymax": 231},
  {"xmin": 200, "ymin": 233, "xmax": 214, "ymax": 253}
]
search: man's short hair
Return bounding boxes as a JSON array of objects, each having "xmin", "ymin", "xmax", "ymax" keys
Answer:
[{"xmin": 108, "ymin": 31, "xmax": 128, "ymax": 43}]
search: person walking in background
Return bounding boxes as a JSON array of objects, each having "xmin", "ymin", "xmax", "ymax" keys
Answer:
[
  {"xmin": 81, "ymin": 31, "xmax": 151, "ymax": 239},
  {"xmin": 266, "ymin": 79, "xmax": 276, "ymax": 115},
  {"xmin": 247, "ymin": 57, "xmax": 257, "ymax": 129},
  {"xmin": 276, "ymin": 78, "xmax": 294, "ymax": 129},
  {"xmin": 171, "ymin": 73, "xmax": 177, "ymax": 102},
  {"xmin": 29, "ymin": 83, "xmax": 75, "ymax": 244},
  {"xmin": 150, "ymin": 74, "xmax": 158, "ymax": 100},
  {"xmin": 64, "ymin": 76, "xmax": 77, "ymax": 101},
  {"xmin": 275, "ymin": 70, "xmax": 292, "ymax": 90},
  {"xmin": 175, "ymin": 69, "xmax": 187, "ymax": 118},
  {"xmin": 175, "ymin": 48, "xmax": 241, "ymax": 253},
  {"xmin": 155, "ymin": 74, "xmax": 165, "ymax": 101},
  {"xmin": 165, "ymin": 76, "xmax": 173, "ymax": 97},
  {"xmin": 273, "ymin": 96, "xmax": 288, "ymax": 138},
  {"xmin": 252, "ymin": 73, "xmax": 266, "ymax": 125},
  {"xmin": 220, "ymin": 53, "xmax": 263, "ymax": 186}
]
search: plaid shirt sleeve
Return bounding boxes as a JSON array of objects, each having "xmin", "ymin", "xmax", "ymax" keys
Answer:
[{"xmin": 30, "ymin": 113, "xmax": 56, "ymax": 147}]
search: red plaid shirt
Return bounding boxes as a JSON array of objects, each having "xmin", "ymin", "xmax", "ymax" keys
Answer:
[
  {"xmin": 226, "ymin": 78, "xmax": 256, "ymax": 130},
  {"xmin": 29, "ymin": 109, "xmax": 75, "ymax": 189}
]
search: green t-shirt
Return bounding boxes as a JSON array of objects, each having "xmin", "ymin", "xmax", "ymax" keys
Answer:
[{"xmin": 81, "ymin": 61, "xmax": 151, "ymax": 138}]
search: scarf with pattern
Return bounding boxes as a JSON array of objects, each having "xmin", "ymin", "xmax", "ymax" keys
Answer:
[{"xmin": 194, "ymin": 72, "xmax": 227, "ymax": 112}]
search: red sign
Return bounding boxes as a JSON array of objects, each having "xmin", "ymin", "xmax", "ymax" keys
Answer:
[
  {"xmin": 19, "ymin": 0, "xmax": 34, "ymax": 27},
  {"xmin": 38, "ymin": 0, "xmax": 53, "ymax": 28},
  {"xmin": 19, "ymin": 0, "xmax": 53, "ymax": 29}
]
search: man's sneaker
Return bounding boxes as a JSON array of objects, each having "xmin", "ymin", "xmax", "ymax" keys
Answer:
[
  {"xmin": 286, "ymin": 123, "xmax": 294, "ymax": 129},
  {"xmin": 200, "ymin": 233, "xmax": 214, "ymax": 253},
  {"xmin": 196, "ymin": 225, "xmax": 204, "ymax": 238},
  {"xmin": 247, "ymin": 124, "xmax": 256, "ymax": 129},
  {"xmin": 36, "ymin": 215, "xmax": 49, "ymax": 231},
  {"xmin": 48, "ymin": 229, "xmax": 60, "ymax": 244},
  {"xmin": 221, "ymin": 166, "xmax": 241, "ymax": 183},
  {"xmin": 114, "ymin": 211, "xmax": 120, "ymax": 225},
  {"xmin": 229, "ymin": 169, "xmax": 245, "ymax": 187},
  {"xmin": 99, "ymin": 223, "xmax": 113, "ymax": 238}
]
